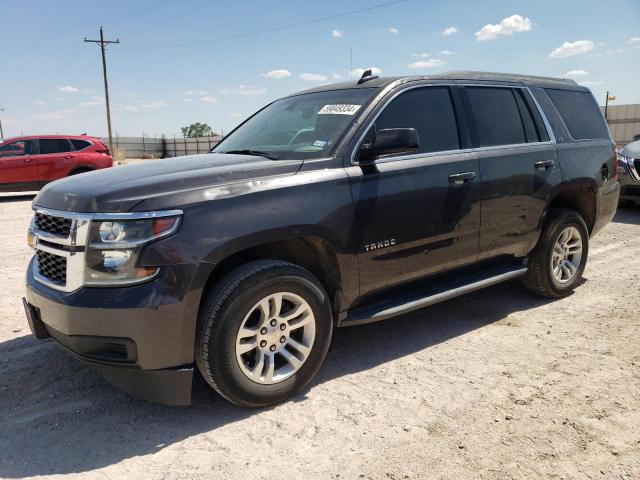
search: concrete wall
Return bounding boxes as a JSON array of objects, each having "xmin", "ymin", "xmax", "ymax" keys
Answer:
[
  {"xmin": 101, "ymin": 135, "xmax": 222, "ymax": 158},
  {"xmin": 602, "ymin": 104, "xmax": 640, "ymax": 147}
]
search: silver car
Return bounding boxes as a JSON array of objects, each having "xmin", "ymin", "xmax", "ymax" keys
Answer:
[{"xmin": 618, "ymin": 140, "xmax": 640, "ymax": 206}]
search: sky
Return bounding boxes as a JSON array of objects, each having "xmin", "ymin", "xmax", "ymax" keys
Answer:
[{"xmin": 0, "ymin": 0, "xmax": 639, "ymax": 139}]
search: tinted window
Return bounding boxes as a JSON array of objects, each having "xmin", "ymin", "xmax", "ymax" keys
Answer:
[
  {"xmin": 39, "ymin": 139, "xmax": 72, "ymax": 154},
  {"xmin": 372, "ymin": 86, "xmax": 459, "ymax": 154},
  {"xmin": 71, "ymin": 139, "xmax": 91, "ymax": 150},
  {"xmin": 513, "ymin": 90, "xmax": 540, "ymax": 143},
  {"xmin": 545, "ymin": 89, "xmax": 609, "ymax": 140},
  {"xmin": 467, "ymin": 87, "xmax": 527, "ymax": 147},
  {"xmin": 0, "ymin": 140, "xmax": 35, "ymax": 157}
]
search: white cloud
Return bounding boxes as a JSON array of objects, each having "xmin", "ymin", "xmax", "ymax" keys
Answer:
[
  {"xmin": 548, "ymin": 40, "xmax": 595, "ymax": 58},
  {"xmin": 412, "ymin": 52, "xmax": 432, "ymax": 58},
  {"xmin": 219, "ymin": 85, "xmax": 267, "ymax": 96},
  {"xmin": 627, "ymin": 37, "xmax": 640, "ymax": 45},
  {"xmin": 184, "ymin": 98, "xmax": 194, "ymax": 103},
  {"xmin": 228, "ymin": 112, "xmax": 244, "ymax": 118},
  {"xmin": 139, "ymin": 100, "xmax": 168, "ymax": 109},
  {"xmin": 262, "ymin": 69, "xmax": 292, "ymax": 79},
  {"xmin": 331, "ymin": 30, "xmax": 343, "ymax": 38},
  {"xmin": 349, "ymin": 66, "xmax": 383, "ymax": 78},
  {"xmin": 439, "ymin": 50, "xmax": 457, "ymax": 55},
  {"xmin": 578, "ymin": 80, "xmax": 604, "ymax": 86},
  {"xmin": 33, "ymin": 101, "xmax": 47, "ymax": 105},
  {"xmin": 299, "ymin": 73, "xmax": 328, "ymax": 82},
  {"xmin": 184, "ymin": 90, "xmax": 194, "ymax": 96},
  {"xmin": 331, "ymin": 71, "xmax": 343, "ymax": 80},
  {"xmin": 475, "ymin": 14, "xmax": 532, "ymax": 41},
  {"xmin": 197, "ymin": 90, "xmax": 208, "ymax": 96},
  {"xmin": 80, "ymin": 96, "xmax": 103, "ymax": 108},
  {"xmin": 389, "ymin": 27, "xmax": 398, "ymax": 34},
  {"xmin": 200, "ymin": 95, "xmax": 218, "ymax": 103},
  {"xmin": 564, "ymin": 69, "xmax": 589, "ymax": 77},
  {"xmin": 124, "ymin": 105, "xmax": 139, "ymax": 112},
  {"xmin": 57, "ymin": 85, "xmax": 78, "ymax": 93},
  {"xmin": 408, "ymin": 58, "xmax": 445, "ymax": 69},
  {"xmin": 442, "ymin": 26, "xmax": 458, "ymax": 36}
]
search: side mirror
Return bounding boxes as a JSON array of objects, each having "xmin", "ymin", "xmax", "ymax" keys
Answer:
[{"xmin": 359, "ymin": 128, "xmax": 419, "ymax": 162}]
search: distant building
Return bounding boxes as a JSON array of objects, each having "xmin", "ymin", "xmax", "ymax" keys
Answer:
[{"xmin": 601, "ymin": 104, "xmax": 640, "ymax": 147}]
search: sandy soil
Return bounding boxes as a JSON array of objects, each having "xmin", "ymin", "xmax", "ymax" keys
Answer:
[{"xmin": 0, "ymin": 195, "xmax": 638, "ymax": 480}]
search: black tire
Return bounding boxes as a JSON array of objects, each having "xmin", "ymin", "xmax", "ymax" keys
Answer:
[
  {"xmin": 522, "ymin": 208, "xmax": 589, "ymax": 298},
  {"xmin": 195, "ymin": 260, "xmax": 333, "ymax": 407}
]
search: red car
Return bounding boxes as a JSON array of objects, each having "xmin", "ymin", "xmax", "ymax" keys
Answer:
[{"xmin": 0, "ymin": 135, "xmax": 113, "ymax": 192}]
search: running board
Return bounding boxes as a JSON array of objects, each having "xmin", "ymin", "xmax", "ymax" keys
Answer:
[{"xmin": 340, "ymin": 265, "xmax": 528, "ymax": 327}]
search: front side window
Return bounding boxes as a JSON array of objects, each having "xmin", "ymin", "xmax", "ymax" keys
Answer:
[
  {"xmin": 39, "ymin": 138, "xmax": 72, "ymax": 155},
  {"xmin": 466, "ymin": 87, "xmax": 527, "ymax": 147},
  {"xmin": 367, "ymin": 86, "xmax": 460, "ymax": 154},
  {"xmin": 214, "ymin": 88, "xmax": 378, "ymax": 160},
  {"xmin": 0, "ymin": 140, "xmax": 35, "ymax": 158},
  {"xmin": 545, "ymin": 88, "xmax": 609, "ymax": 140}
]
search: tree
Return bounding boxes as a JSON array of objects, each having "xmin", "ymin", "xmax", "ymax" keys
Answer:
[{"xmin": 181, "ymin": 122, "xmax": 214, "ymax": 138}]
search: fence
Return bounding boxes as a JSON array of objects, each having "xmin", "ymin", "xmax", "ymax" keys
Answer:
[
  {"xmin": 602, "ymin": 104, "xmax": 640, "ymax": 147},
  {"xmin": 102, "ymin": 135, "xmax": 223, "ymax": 159}
]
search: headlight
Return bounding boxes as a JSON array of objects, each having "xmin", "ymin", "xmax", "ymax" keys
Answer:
[
  {"xmin": 617, "ymin": 151, "xmax": 632, "ymax": 166},
  {"xmin": 84, "ymin": 214, "xmax": 181, "ymax": 286}
]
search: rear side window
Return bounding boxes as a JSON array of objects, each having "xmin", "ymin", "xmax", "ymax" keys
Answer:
[
  {"xmin": 71, "ymin": 139, "xmax": 91, "ymax": 150},
  {"xmin": 39, "ymin": 139, "xmax": 72, "ymax": 154},
  {"xmin": 466, "ymin": 87, "xmax": 526, "ymax": 147},
  {"xmin": 545, "ymin": 89, "xmax": 609, "ymax": 140},
  {"xmin": 373, "ymin": 86, "xmax": 460, "ymax": 154}
]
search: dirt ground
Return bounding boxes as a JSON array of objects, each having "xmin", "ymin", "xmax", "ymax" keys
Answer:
[{"xmin": 0, "ymin": 194, "xmax": 638, "ymax": 480}]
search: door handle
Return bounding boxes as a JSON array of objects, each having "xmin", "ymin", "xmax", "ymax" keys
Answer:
[
  {"xmin": 534, "ymin": 160, "xmax": 555, "ymax": 170},
  {"xmin": 23, "ymin": 157, "xmax": 33, "ymax": 163},
  {"xmin": 64, "ymin": 155, "xmax": 74, "ymax": 159},
  {"xmin": 448, "ymin": 171, "xmax": 476, "ymax": 185}
]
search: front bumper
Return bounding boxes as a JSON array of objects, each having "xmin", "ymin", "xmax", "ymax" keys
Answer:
[
  {"xmin": 618, "ymin": 163, "xmax": 640, "ymax": 202},
  {"xmin": 24, "ymin": 258, "xmax": 205, "ymax": 405}
]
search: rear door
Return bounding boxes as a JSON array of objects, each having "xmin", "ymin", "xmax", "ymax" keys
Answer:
[
  {"xmin": 0, "ymin": 139, "xmax": 39, "ymax": 190},
  {"xmin": 36, "ymin": 138, "xmax": 76, "ymax": 185},
  {"xmin": 346, "ymin": 85, "xmax": 480, "ymax": 297},
  {"xmin": 462, "ymin": 85, "xmax": 561, "ymax": 260}
]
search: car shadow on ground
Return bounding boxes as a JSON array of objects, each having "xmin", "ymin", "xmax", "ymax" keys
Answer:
[
  {"xmin": 612, "ymin": 205, "xmax": 640, "ymax": 225},
  {"xmin": 0, "ymin": 279, "xmax": 560, "ymax": 477}
]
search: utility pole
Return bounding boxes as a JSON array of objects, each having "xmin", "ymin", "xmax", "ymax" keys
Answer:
[
  {"xmin": 85, "ymin": 27, "xmax": 120, "ymax": 151},
  {"xmin": 604, "ymin": 91, "xmax": 616, "ymax": 120},
  {"xmin": 0, "ymin": 108, "xmax": 5, "ymax": 140}
]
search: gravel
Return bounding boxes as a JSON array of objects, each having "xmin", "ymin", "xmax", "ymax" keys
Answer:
[{"xmin": 1, "ymin": 194, "xmax": 639, "ymax": 479}]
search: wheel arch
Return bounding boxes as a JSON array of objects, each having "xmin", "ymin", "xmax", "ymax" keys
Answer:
[
  {"xmin": 67, "ymin": 164, "xmax": 95, "ymax": 176},
  {"xmin": 543, "ymin": 182, "xmax": 597, "ymax": 234}
]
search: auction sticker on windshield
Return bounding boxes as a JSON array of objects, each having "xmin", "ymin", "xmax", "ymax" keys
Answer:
[{"xmin": 318, "ymin": 104, "xmax": 362, "ymax": 115}]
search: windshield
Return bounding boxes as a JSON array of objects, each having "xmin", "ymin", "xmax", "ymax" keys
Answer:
[{"xmin": 214, "ymin": 88, "xmax": 377, "ymax": 160}]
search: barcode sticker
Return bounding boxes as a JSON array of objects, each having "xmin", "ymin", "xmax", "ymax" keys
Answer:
[{"xmin": 317, "ymin": 104, "xmax": 362, "ymax": 115}]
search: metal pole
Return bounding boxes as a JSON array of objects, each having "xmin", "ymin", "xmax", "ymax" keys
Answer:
[
  {"xmin": 173, "ymin": 134, "xmax": 177, "ymax": 158},
  {"xmin": 0, "ymin": 108, "xmax": 5, "ymax": 140},
  {"xmin": 604, "ymin": 90, "xmax": 609, "ymax": 120},
  {"xmin": 196, "ymin": 135, "xmax": 199, "ymax": 154}
]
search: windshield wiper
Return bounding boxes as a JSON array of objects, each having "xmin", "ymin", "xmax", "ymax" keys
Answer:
[{"xmin": 221, "ymin": 149, "xmax": 280, "ymax": 160}]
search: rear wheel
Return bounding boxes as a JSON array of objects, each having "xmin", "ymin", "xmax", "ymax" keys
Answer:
[
  {"xmin": 523, "ymin": 208, "xmax": 589, "ymax": 298},
  {"xmin": 195, "ymin": 260, "xmax": 333, "ymax": 407}
]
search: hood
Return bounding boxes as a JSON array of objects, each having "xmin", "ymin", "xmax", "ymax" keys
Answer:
[
  {"xmin": 620, "ymin": 140, "xmax": 640, "ymax": 159},
  {"xmin": 34, "ymin": 154, "xmax": 303, "ymax": 213}
]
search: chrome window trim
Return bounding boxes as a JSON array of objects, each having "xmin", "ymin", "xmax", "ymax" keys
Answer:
[
  {"xmin": 29, "ymin": 207, "xmax": 183, "ymax": 292},
  {"xmin": 350, "ymin": 83, "xmax": 558, "ymax": 166}
]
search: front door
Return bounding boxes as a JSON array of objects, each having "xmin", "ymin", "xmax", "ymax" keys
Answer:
[
  {"xmin": 346, "ymin": 85, "xmax": 481, "ymax": 298},
  {"xmin": 0, "ymin": 139, "xmax": 39, "ymax": 191},
  {"xmin": 463, "ymin": 85, "xmax": 562, "ymax": 259}
]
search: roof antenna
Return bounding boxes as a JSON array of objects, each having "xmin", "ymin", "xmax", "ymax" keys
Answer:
[{"xmin": 358, "ymin": 69, "xmax": 379, "ymax": 84}]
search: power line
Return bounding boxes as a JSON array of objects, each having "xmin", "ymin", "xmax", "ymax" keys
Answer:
[
  {"xmin": 85, "ymin": 27, "xmax": 120, "ymax": 151},
  {"xmin": 127, "ymin": 0, "xmax": 409, "ymax": 50},
  {"xmin": 120, "ymin": 0, "xmax": 223, "ymax": 40},
  {"xmin": 104, "ymin": 0, "xmax": 175, "ymax": 29}
]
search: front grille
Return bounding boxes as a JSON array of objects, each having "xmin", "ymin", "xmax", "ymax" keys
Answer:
[
  {"xmin": 35, "ymin": 212, "xmax": 72, "ymax": 237},
  {"xmin": 36, "ymin": 250, "xmax": 67, "ymax": 284},
  {"xmin": 634, "ymin": 159, "xmax": 640, "ymax": 179}
]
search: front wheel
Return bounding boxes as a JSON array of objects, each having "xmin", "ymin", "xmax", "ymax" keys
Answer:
[
  {"xmin": 195, "ymin": 260, "xmax": 333, "ymax": 407},
  {"xmin": 523, "ymin": 208, "xmax": 589, "ymax": 298}
]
